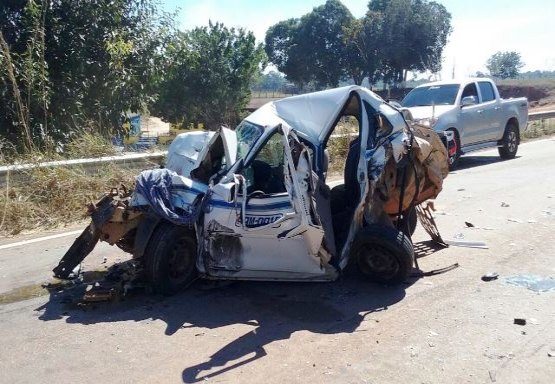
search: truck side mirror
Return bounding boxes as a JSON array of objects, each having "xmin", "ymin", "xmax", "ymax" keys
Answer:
[{"xmin": 461, "ymin": 96, "xmax": 477, "ymax": 107}]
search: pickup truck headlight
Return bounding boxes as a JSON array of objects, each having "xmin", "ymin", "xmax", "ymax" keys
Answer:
[{"xmin": 415, "ymin": 117, "xmax": 438, "ymax": 128}]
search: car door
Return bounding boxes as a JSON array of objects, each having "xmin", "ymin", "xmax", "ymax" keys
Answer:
[
  {"xmin": 458, "ymin": 82, "xmax": 487, "ymax": 145},
  {"xmin": 477, "ymin": 81, "xmax": 502, "ymax": 141},
  {"xmin": 202, "ymin": 126, "xmax": 334, "ymax": 281}
]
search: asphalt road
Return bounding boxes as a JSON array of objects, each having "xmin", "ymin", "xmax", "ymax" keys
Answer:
[{"xmin": 1, "ymin": 138, "xmax": 555, "ymax": 383}]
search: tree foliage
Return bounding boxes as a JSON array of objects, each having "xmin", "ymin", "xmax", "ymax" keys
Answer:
[
  {"xmin": 486, "ymin": 51, "xmax": 525, "ymax": 79},
  {"xmin": 251, "ymin": 70, "xmax": 289, "ymax": 92},
  {"xmin": 0, "ymin": 0, "xmax": 174, "ymax": 151},
  {"xmin": 1, "ymin": 1, "xmax": 266, "ymax": 152},
  {"xmin": 265, "ymin": 0, "xmax": 355, "ymax": 89},
  {"xmin": 152, "ymin": 22, "xmax": 266, "ymax": 129},
  {"xmin": 265, "ymin": 0, "xmax": 452, "ymax": 89}
]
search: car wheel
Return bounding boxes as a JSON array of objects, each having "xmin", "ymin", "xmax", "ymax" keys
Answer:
[
  {"xmin": 143, "ymin": 222, "xmax": 197, "ymax": 295},
  {"xmin": 498, "ymin": 122, "xmax": 519, "ymax": 159},
  {"xmin": 351, "ymin": 224, "xmax": 414, "ymax": 284}
]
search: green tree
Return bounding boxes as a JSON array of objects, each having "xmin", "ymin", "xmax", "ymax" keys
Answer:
[
  {"xmin": 342, "ymin": 11, "xmax": 384, "ymax": 85},
  {"xmin": 0, "ymin": 0, "xmax": 174, "ymax": 152},
  {"xmin": 298, "ymin": 0, "xmax": 355, "ymax": 88},
  {"xmin": 265, "ymin": 0, "xmax": 356, "ymax": 89},
  {"xmin": 486, "ymin": 51, "xmax": 525, "ymax": 79},
  {"xmin": 265, "ymin": 18, "xmax": 312, "ymax": 87},
  {"xmin": 368, "ymin": 0, "xmax": 452, "ymax": 87},
  {"xmin": 153, "ymin": 22, "xmax": 266, "ymax": 129},
  {"xmin": 251, "ymin": 70, "xmax": 288, "ymax": 92},
  {"xmin": 266, "ymin": 0, "xmax": 452, "ymax": 89}
]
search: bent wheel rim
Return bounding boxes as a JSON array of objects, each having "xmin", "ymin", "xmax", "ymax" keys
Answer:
[
  {"xmin": 167, "ymin": 237, "xmax": 193, "ymax": 285},
  {"xmin": 359, "ymin": 244, "xmax": 400, "ymax": 280}
]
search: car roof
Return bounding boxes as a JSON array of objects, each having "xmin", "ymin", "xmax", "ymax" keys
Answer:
[
  {"xmin": 244, "ymin": 85, "xmax": 398, "ymax": 143},
  {"xmin": 414, "ymin": 77, "xmax": 493, "ymax": 88}
]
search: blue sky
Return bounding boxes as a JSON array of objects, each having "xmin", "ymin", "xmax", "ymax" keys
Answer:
[{"xmin": 161, "ymin": 0, "xmax": 555, "ymax": 79}]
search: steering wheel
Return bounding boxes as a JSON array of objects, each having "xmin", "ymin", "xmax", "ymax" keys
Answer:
[{"xmin": 247, "ymin": 190, "xmax": 266, "ymax": 199}]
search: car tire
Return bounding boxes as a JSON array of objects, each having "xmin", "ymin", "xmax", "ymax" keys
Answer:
[
  {"xmin": 498, "ymin": 122, "xmax": 519, "ymax": 159},
  {"xmin": 143, "ymin": 222, "xmax": 197, "ymax": 295},
  {"xmin": 351, "ymin": 224, "xmax": 414, "ymax": 284}
]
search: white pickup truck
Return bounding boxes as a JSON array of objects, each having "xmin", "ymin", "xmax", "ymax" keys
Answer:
[{"xmin": 400, "ymin": 78, "xmax": 528, "ymax": 167}]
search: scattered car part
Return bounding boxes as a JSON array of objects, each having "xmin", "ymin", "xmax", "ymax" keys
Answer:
[{"xmin": 481, "ymin": 272, "xmax": 499, "ymax": 282}]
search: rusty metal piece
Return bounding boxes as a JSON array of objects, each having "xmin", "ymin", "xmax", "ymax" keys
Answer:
[
  {"xmin": 83, "ymin": 286, "xmax": 116, "ymax": 302},
  {"xmin": 52, "ymin": 224, "xmax": 100, "ymax": 279},
  {"xmin": 415, "ymin": 201, "xmax": 448, "ymax": 246},
  {"xmin": 54, "ymin": 186, "xmax": 139, "ymax": 279},
  {"xmin": 98, "ymin": 206, "xmax": 142, "ymax": 245}
]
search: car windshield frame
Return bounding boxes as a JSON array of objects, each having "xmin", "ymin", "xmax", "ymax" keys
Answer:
[{"xmin": 401, "ymin": 84, "xmax": 460, "ymax": 107}]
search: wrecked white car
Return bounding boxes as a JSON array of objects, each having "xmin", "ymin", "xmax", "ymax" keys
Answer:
[{"xmin": 53, "ymin": 86, "xmax": 449, "ymax": 294}]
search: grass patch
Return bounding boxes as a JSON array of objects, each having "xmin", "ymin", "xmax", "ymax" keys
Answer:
[
  {"xmin": 0, "ymin": 131, "xmax": 118, "ymax": 166},
  {"xmin": 0, "ymin": 162, "xmax": 141, "ymax": 236},
  {"xmin": 523, "ymin": 118, "xmax": 555, "ymax": 141}
]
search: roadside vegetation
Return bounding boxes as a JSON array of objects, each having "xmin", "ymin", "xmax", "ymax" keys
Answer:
[
  {"xmin": 0, "ymin": 132, "xmax": 151, "ymax": 236},
  {"xmin": 523, "ymin": 118, "xmax": 555, "ymax": 141}
]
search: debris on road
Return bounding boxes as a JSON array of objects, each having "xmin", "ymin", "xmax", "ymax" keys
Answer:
[
  {"xmin": 548, "ymin": 350, "xmax": 555, "ymax": 358},
  {"xmin": 488, "ymin": 370, "xmax": 497, "ymax": 382},
  {"xmin": 445, "ymin": 239, "xmax": 488, "ymax": 249},
  {"xmin": 415, "ymin": 202, "xmax": 448, "ymax": 246},
  {"xmin": 505, "ymin": 275, "xmax": 555, "ymax": 293},
  {"xmin": 465, "ymin": 221, "xmax": 475, "ymax": 227},
  {"xmin": 501, "ymin": 202, "xmax": 510, "ymax": 207},
  {"xmin": 514, "ymin": 318, "xmax": 526, "ymax": 326},
  {"xmin": 481, "ymin": 272, "xmax": 499, "ymax": 282},
  {"xmin": 83, "ymin": 285, "xmax": 116, "ymax": 302}
]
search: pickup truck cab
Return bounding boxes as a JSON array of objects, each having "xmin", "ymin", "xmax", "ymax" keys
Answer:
[{"xmin": 401, "ymin": 78, "xmax": 528, "ymax": 167}]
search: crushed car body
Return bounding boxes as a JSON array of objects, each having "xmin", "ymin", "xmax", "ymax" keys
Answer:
[{"xmin": 53, "ymin": 85, "xmax": 449, "ymax": 294}]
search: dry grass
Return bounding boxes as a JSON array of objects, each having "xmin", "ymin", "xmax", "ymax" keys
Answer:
[
  {"xmin": 326, "ymin": 117, "xmax": 359, "ymax": 175},
  {"xmin": 0, "ymin": 133, "xmax": 145, "ymax": 236},
  {"xmin": 523, "ymin": 118, "xmax": 555, "ymax": 141},
  {"xmin": 0, "ymin": 163, "xmax": 138, "ymax": 236},
  {"xmin": 64, "ymin": 131, "xmax": 118, "ymax": 159}
]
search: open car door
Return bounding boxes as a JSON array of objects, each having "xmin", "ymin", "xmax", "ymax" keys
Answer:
[{"xmin": 201, "ymin": 125, "xmax": 337, "ymax": 281}]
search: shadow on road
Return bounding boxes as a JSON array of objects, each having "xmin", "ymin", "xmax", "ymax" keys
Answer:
[
  {"xmin": 451, "ymin": 155, "xmax": 521, "ymax": 171},
  {"xmin": 35, "ymin": 269, "xmax": 417, "ymax": 383}
]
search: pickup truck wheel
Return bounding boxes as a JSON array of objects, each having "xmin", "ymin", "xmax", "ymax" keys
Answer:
[
  {"xmin": 447, "ymin": 128, "xmax": 460, "ymax": 170},
  {"xmin": 498, "ymin": 123, "xmax": 519, "ymax": 159},
  {"xmin": 351, "ymin": 225, "xmax": 414, "ymax": 284},
  {"xmin": 143, "ymin": 222, "xmax": 197, "ymax": 295}
]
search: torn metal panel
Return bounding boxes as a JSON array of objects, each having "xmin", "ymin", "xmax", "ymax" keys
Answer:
[{"xmin": 52, "ymin": 224, "xmax": 100, "ymax": 279}]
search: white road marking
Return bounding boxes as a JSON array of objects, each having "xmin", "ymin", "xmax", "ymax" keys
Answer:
[{"xmin": 0, "ymin": 230, "xmax": 83, "ymax": 251}]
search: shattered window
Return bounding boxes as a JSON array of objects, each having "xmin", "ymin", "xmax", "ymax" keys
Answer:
[
  {"xmin": 243, "ymin": 132, "xmax": 286, "ymax": 194},
  {"xmin": 236, "ymin": 121, "xmax": 264, "ymax": 162}
]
